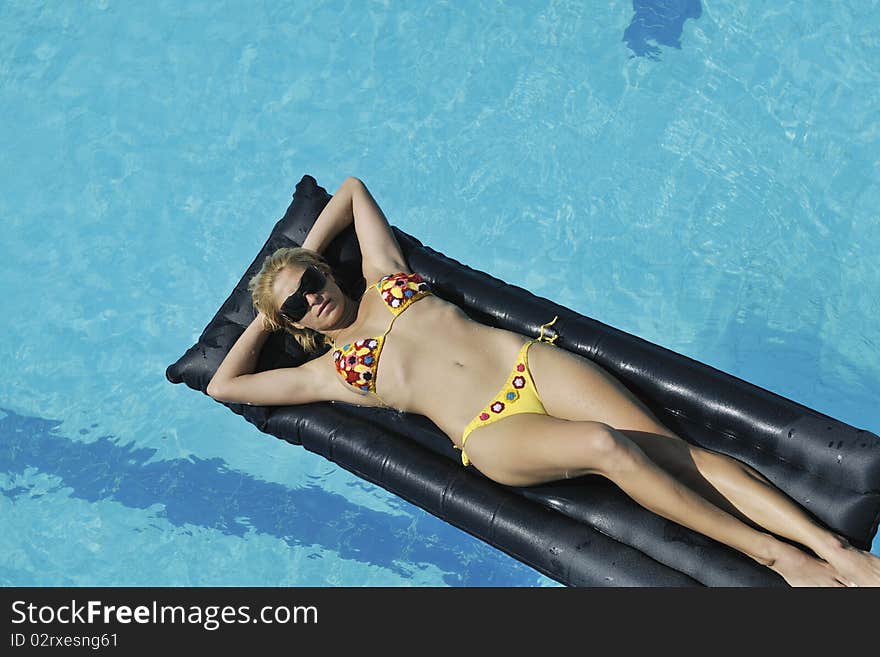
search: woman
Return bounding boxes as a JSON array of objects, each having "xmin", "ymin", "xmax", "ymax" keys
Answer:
[{"xmin": 207, "ymin": 176, "xmax": 880, "ymax": 587}]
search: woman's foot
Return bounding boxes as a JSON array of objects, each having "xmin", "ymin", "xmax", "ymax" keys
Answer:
[
  {"xmin": 766, "ymin": 542, "xmax": 848, "ymax": 587},
  {"xmin": 818, "ymin": 534, "xmax": 880, "ymax": 587}
]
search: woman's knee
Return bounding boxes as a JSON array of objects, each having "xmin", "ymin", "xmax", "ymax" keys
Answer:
[
  {"xmin": 568, "ymin": 421, "xmax": 644, "ymax": 477},
  {"xmin": 583, "ymin": 422, "xmax": 648, "ymax": 476}
]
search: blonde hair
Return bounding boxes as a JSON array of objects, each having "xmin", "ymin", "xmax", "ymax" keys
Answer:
[{"xmin": 247, "ymin": 246, "xmax": 339, "ymax": 355}]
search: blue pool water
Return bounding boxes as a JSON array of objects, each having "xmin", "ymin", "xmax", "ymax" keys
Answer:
[{"xmin": 2, "ymin": 1, "xmax": 878, "ymax": 586}]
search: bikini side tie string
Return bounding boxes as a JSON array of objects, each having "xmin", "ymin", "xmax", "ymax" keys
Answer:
[{"xmin": 538, "ymin": 315, "xmax": 559, "ymax": 345}]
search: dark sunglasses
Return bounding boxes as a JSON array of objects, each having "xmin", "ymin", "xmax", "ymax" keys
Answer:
[{"xmin": 280, "ymin": 265, "xmax": 327, "ymax": 322}]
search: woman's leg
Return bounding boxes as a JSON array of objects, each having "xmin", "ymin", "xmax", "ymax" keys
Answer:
[
  {"xmin": 463, "ymin": 414, "xmax": 849, "ymax": 586},
  {"xmin": 523, "ymin": 341, "xmax": 880, "ymax": 586},
  {"xmin": 616, "ymin": 429, "xmax": 880, "ymax": 587}
]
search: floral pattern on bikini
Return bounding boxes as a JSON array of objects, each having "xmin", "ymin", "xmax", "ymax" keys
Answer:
[
  {"xmin": 332, "ymin": 337, "xmax": 382, "ymax": 392},
  {"xmin": 377, "ymin": 272, "xmax": 431, "ymax": 314},
  {"xmin": 476, "ymin": 362, "xmax": 528, "ymax": 421}
]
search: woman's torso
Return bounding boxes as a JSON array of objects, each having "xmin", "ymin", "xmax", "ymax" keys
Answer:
[{"xmin": 319, "ymin": 276, "xmax": 531, "ymax": 447}]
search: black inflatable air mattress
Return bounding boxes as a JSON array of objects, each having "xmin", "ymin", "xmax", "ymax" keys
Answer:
[{"xmin": 166, "ymin": 174, "xmax": 880, "ymax": 586}]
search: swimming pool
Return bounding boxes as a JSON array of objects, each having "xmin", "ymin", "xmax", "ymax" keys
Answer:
[{"xmin": 2, "ymin": 0, "xmax": 877, "ymax": 586}]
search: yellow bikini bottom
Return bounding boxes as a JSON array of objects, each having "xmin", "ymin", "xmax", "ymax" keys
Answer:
[{"xmin": 454, "ymin": 316, "xmax": 559, "ymax": 467}]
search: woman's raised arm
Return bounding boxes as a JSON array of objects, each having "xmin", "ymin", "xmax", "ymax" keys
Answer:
[
  {"xmin": 303, "ymin": 176, "xmax": 408, "ymax": 276},
  {"xmin": 207, "ymin": 312, "xmax": 273, "ymax": 395},
  {"xmin": 206, "ymin": 313, "xmax": 333, "ymax": 406},
  {"xmin": 301, "ymin": 177, "xmax": 360, "ymax": 255},
  {"xmin": 207, "ymin": 359, "xmax": 332, "ymax": 407}
]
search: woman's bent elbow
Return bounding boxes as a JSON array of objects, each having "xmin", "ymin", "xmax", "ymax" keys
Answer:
[{"xmin": 206, "ymin": 380, "xmax": 224, "ymax": 399}]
